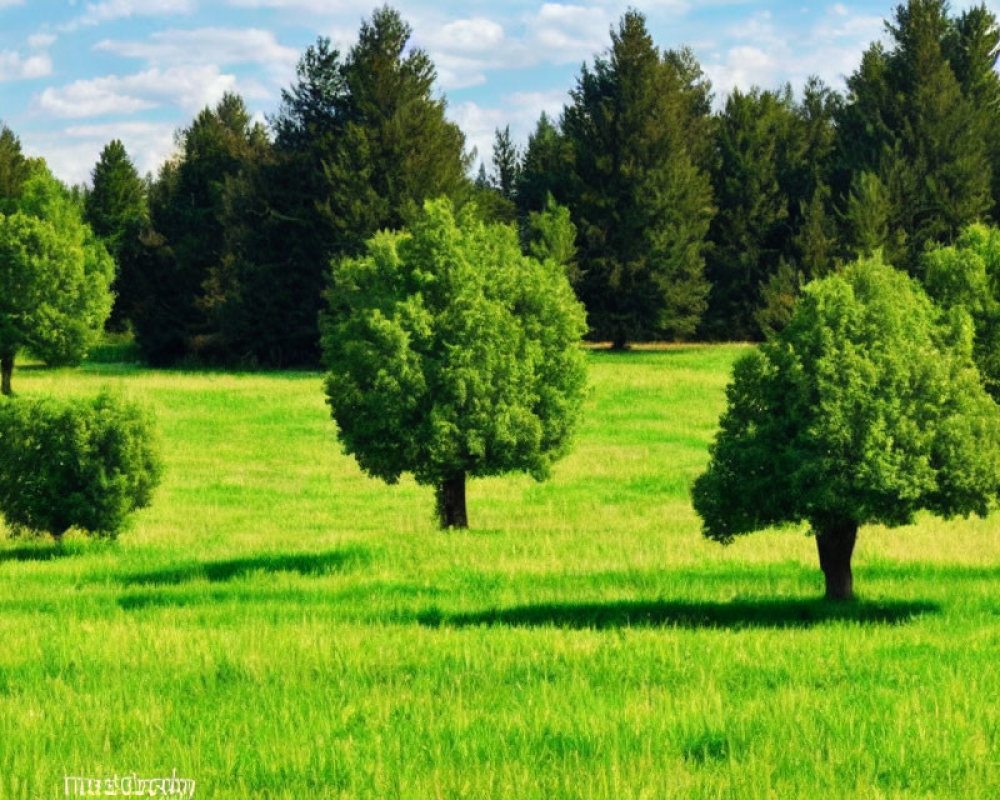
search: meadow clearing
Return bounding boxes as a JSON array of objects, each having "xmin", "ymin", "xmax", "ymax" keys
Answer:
[{"xmin": 2, "ymin": 344, "xmax": 1000, "ymax": 799}]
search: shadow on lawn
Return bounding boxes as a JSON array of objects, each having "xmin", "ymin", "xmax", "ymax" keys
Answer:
[
  {"xmin": 415, "ymin": 597, "xmax": 940, "ymax": 630},
  {"xmin": 0, "ymin": 544, "xmax": 71, "ymax": 564},
  {"xmin": 123, "ymin": 547, "xmax": 372, "ymax": 586}
]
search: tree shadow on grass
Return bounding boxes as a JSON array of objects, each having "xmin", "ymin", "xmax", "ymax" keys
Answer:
[
  {"xmin": 122, "ymin": 546, "xmax": 372, "ymax": 586},
  {"xmin": 0, "ymin": 544, "xmax": 71, "ymax": 564},
  {"xmin": 414, "ymin": 597, "xmax": 939, "ymax": 630}
]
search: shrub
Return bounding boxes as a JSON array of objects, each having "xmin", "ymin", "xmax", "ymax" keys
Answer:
[{"xmin": 0, "ymin": 391, "xmax": 163, "ymax": 539}]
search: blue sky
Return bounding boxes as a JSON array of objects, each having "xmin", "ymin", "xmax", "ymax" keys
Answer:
[{"xmin": 0, "ymin": 0, "xmax": 996, "ymax": 185}]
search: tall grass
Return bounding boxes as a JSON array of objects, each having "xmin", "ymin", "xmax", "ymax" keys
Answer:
[{"xmin": 2, "ymin": 346, "xmax": 999, "ymax": 799}]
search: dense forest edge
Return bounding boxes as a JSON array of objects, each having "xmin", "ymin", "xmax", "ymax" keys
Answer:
[{"xmin": 2, "ymin": 0, "xmax": 1000, "ymax": 373}]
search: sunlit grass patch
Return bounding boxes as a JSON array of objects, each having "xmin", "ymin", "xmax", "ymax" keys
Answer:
[{"xmin": 1, "ymin": 345, "xmax": 999, "ymax": 799}]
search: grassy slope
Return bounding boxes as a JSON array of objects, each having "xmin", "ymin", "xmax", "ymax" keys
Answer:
[{"xmin": 3, "ymin": 346, "xmax": 1000, "ymax": 799}]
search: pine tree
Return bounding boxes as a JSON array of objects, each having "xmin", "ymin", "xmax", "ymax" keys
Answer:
[
  {"xmin": 323, "ymin": 7, "xmax": 469, "ymax": 255},
  {"xmin": 947, "ymin": 5, "xmax": 1000, "ymax": 219},
  {"xmin": 205, "ymin": 9, "xmax": 470, "ymax": 367},
  {"xmin": 563, "ymin": 10, "xmax": 714, "ymax": 347},
  {"xmin": 491, "ymin": 125, "xmax": 520, "ymax": 201},
  {"xmin": 84, "ymin": 140, "xmax": 148, "ymax": 331},
  {"xmin": 702, "ymin": 87, "xmax": 796, "ymax": 340},
  {"xmin": 131, "ymin": 93, "xmax": 267, "ymax": 365},
  {"xmin": 844, "ymin": 171, "xmax": 892, "ymax": 258},
  {"xmin": 836, "ymin": 0, "xmax": 993, "ymax": 270},
  {"xmin": 516, "ymin": 112, "xmax": 573, "ymax": 217}
]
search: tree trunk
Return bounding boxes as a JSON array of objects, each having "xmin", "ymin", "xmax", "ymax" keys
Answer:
[
  {"xmin": 436, "ymin": 473, "xmax": 468, "ymax": 529},
  {"xmin": 815, "ymin": 520, "xmax": 859, "ymax": 601},
  {"xmin": 610, "ymin": 331, "xmax": 629, "ymax": 351},
  {"xmin": 0, "ymin": 352, "xmax": 13, "ymax": 397}
]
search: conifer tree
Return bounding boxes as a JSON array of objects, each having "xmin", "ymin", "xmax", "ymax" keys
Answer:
[
  {"xmin": 85, "ymin": 140, "xmax": 148, "ymax": 330},
  {"xmin": 516, "ymin": 112, "xmax": 572, "ymax": 217},
  {"xmin": 491, "ymin": 125, "xmax": 520, "ymax": 201},
  {"xmin": 837, "ymin": 0, "xmax": 993, "ymax": 269},
  {"xmin": 131, "ymin": 93, "xmax": 267, "ymax": 365},
  {"xmin": 563, "ymin": 10, "xmax": 714, "ymax": 347}
]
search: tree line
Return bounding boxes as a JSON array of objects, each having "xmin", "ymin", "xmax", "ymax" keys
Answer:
[{"xmin": 3, "ymin": 0, "xmax": 1000, "ymax": 368}]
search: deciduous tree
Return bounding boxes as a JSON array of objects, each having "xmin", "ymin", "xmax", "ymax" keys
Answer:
[
  {"xmin": 693, "ymin": 254, "xmax": 1000, "ymax": 599},
  {"xmin": 321, "ymin": 199, "xmax": 587, "ymax": 528},
  {"xmin": 0, "ymin": 166, "xmax": 114, "ymax": 394}
]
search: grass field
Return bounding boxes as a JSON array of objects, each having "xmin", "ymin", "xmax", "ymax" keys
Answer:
[{"xmin": 3, "ymin": 345, "xmax": 1000, "ymax": 799}]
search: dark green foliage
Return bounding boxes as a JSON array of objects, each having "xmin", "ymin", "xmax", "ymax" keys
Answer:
[
  {"xmin": 702, "ymin": 87, "xmax": 796, "ymax": 339},
  {"xmin": 516, "ymin": 112, "xmax": 573, "ymax": 217},
  {"xmin": 693, "ymin": 254, "xmax": 1000, "ymax": 597},
  {"xmin": 753, "ymin": 259, "xmax": 803, "ymax": 337},
  {"xmin": 948, "ymin": 5, "xmax": 1000, "ymax": 217},
  {"xmin": 323, "ymin": 7, "xmax": 470, "ymax": 255},
  {"xmin": 0, "ymin": 392, "xmax": 162, "ymax": 539},
  {"xmin": 836, "ymin": 0, "xmax": 994, "ymax": 270},
  {"xmin": 84, "ymin": 140, "xmax": 148, "ymax": 331},
  {"xmin": 492, "ymin": 125, "xmax": 520, "ymax": 201},
  {"xmin": 703, "ymin": 80, "xmax": 839, "ymax": 340},
  {"xmin": 843, "ymin": 171, "xmax": 892, "ymax": 258},
  {"xmin": 321, "ymin": 198, "xmax": 587, "ymax": 527},
  {"xmin": 563, "ymin": 10, "xmax": 714, "ymax": 347},
  {"xmin": 131, "ymin": 93, "xmax": 267, "ymax": 365},
  {"xmin": 207, "ymin": 8, "xmax": 469, "ymax": 367},
  {"xmin": 923, "ymin": 224, "xmax": 1000, "ymax": 398},
  {"xmin": 208, "ymin": 41, "xmax": 346, "ymax": 367}
]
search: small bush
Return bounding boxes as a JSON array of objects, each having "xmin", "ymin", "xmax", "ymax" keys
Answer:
[{"xmin": 0, "ymin": 391, "xmax": 163, "ymax": 539}]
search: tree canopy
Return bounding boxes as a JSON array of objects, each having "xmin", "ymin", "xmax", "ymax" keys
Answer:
[
  {"xmin": 0, "ymin": 164, "xmax": 114, "ymax": 394},
  {"xmin": 692, "ymin": 254, "xmax": 1000, "ymax": 599},
  {"xmin": 321, "ymin": 198, "xmax": 587, "ymax": 528},
  {"xmin": 923, "ymin": 223, "xmax": 1000, "ymax": 399}
]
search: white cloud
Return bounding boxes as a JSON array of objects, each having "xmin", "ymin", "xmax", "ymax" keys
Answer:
[
  {"xmin": 0, "ymin": 50, "xmax": 52, "ymax": 81},
  {"xmin": 430, "ymin": 18, "xmax": 505, "ymax": 53},
  {"xmin": 704, "ymin": 45, "xmax": 778, "ymax": 98},
  {"xmin": 96, "ymin": 27, "xmax": 299, "ymax": 68},
  {"xmin": 25, "ymin": 121, "xmax": 178, "ymax": 186},
  {"xmin": 37, "ymin": 65, "xmax": 239, "ymax": 118},
  {"xmin": 63, "ymin": 0, "xmax": 197, "ymax": 31},
  {"xmin": 531, "ymin": 3, "xmax": 611, "ymax": 62},
  {"xmin": 450, "ymin": 88, "xmax": 568, "ymax": 169},
  {"xmin": 703, "ymin": 5, "xmax": 887, "ymax": 102},
  {"xmin": 28, "ymin": 33, "xmax": 57, "ymax": 49}
]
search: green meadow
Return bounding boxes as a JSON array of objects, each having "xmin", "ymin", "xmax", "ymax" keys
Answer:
[{"xmin": 3, "ymin": 345, "xmax": 1000, "ymax": 799}]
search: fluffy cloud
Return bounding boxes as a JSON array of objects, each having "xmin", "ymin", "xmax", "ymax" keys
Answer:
[
  {"xmin": 37, "ymin": 65, "xmax": 239, "ymax": 118},
  {"xmin": 25, "ymin": 121, "xmax": 177, "ymax": 186},
  {"xmin": 0, "ymin": 26, "xmax": 54, "ymax": 82},
  {"xmin": 96, "ymin": 27, "xmax": 299, "ymax": 68},
  {"xmin": 64, "ymin": 0, "xmax": 197, "ymax": 29},
  {"xmin": 0, "ymin": 50, "xmax": 52, "ymax": 81},
  {"xmin": 702, "ymin": 5, "xmax": 886, "ymax": 101},
  {"xmin": 450, "ymin": 88, "xmax": 569, "ymax": 169},
  {"xmin": 530, "ymin": 3, "xmax": 614, "ymax": 62}
]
